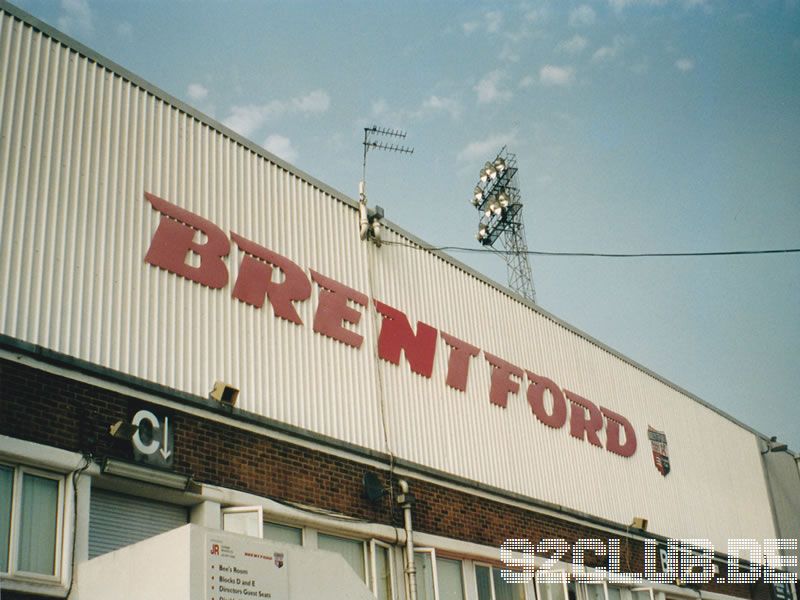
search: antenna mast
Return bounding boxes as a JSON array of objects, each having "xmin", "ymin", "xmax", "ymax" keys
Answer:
[{"xmin": 358, "ymin": 125, "xmax": 414, "ymax": 247}]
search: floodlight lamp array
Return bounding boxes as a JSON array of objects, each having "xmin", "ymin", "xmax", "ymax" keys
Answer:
[{"xmin": 471, "ymin": 148, "xmax": 521, "ymax": 245}]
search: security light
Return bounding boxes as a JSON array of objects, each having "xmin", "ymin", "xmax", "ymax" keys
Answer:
[{"xmin": 210, "ymin": 381, "xmax": 239, "ymax": 405}]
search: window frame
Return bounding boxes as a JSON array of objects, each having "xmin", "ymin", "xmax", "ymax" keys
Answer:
[
  {"xmin": 221, "ymin": 505, "xmax": 264, "ymax": 538},
  {"xmin": 262, "ymin": 519, "xmax": 304, "ymax": 546},
  {"xmin": 435, "ymin": 554, "xmax": 468, "ymax": 600},
  {"xmin": 534, "ymin": 568, "xmax": 568, "ymax": 600},
  {"xmin": 476, "ymin": 560, "xmax": 529, "ymax": 600},
  {"xmin": 370, "ymin": 538, "xmax": 396, "ymax": 600},
  {"xmin": 317, "ymin": 530, "xmax": 370, "ymax": 585},
  {"xmin": 415, "ymin": 547, "xmax": 442, "ymax": 600},
  {"xmin": 1, "ymin": 462, "xmax": 66, "ymax": 583}
]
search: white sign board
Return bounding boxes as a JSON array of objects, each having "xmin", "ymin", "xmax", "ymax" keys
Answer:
[{"xmin": 206, "ymin": 533, "xmax": 289, "ymax": 600}]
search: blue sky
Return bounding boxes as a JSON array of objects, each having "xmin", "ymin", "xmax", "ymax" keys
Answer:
[{"xmin": 15, "ymin": 0, "xmax": 800, "ymax": 450}]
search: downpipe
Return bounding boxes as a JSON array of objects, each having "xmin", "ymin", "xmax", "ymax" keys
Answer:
[{"xmin": 398, "ymin": 479, "xmax": 417, "ymax": 600}]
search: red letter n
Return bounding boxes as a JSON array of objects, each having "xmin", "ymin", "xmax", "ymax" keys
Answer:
[{"xmin": 375, "ymin": 301, "xmax": 437, "ymax": 378}]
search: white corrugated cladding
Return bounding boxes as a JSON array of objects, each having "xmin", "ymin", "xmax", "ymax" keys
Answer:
[{"xmin": 0, "ymin": 6, "xmax": 776, "ymax": 548}]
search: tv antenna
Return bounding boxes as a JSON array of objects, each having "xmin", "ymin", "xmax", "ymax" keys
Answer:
[{"xmin": 358, "ymin": 125, "xmax": 414, "ymax": 247}]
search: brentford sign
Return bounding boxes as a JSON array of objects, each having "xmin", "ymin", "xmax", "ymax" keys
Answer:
[{"xmin": 144, "ymin": 192, "xmax": 638, "ymax": 459}]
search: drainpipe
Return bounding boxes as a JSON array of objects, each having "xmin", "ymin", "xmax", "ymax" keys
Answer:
[{"xmin": 398, "ymin": 479, "xmax": 417, "ymax": 600}]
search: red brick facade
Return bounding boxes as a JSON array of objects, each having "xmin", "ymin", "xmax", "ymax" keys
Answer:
[{"xmin": 0, "ymin": 357, "xmax": 763, "ymax": 599}]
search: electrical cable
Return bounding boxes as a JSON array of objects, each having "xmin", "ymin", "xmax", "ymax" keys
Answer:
[
  {"xmin": 380, "ymin": 240, "xmax": 800, "ymax": 258},
  {"xmin": 65, "ymin": 454, "xmax": 93, "ymax": 599}
]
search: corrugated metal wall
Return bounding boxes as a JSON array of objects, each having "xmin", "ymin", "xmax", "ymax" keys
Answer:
[{"xmin": 0, "ymin": 6, "xmax": 776, "ymax": 547}]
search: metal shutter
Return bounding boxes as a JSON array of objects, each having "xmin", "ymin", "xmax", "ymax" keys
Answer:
[{"xmin": 88, "ymin": 489, "xmax": 188, "ymax": 558}]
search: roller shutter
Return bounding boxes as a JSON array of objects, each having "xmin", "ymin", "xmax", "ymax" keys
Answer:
[{"xmin": 88, "ymin": 489, "xmax": 188, "ymax": 558}]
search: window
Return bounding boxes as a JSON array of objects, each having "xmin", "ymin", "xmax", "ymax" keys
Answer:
[
  {"xmin": 371, "ymin": 540, "xmax": 394, "ymax": 600},
  {"xmin": 631, "ymin": 588, "xmax": 654, "ymax": 600},
  {"xmin": 583, "ymin": 582, "xmax": 623, "ymax": 600},
  {"xmin": 222, "ymin": 505, "xmax": 263, "ymax": 538},
  {"xmin": 318, "ymin": 532, "xmax": 367, "ymax": 582},
  {"xmin": 535, "ymin": 573, "xmax": 569, "ymax": 600},
  {"xmin": 0, "ymin": 463, "xmax": 64, "ymax": 579},
  {"xmin": 437, "ymin": 557, "xmax": 466, "ymax": 600},
  {"xmin": 263, "ymin": 521, "xmax": 303, "ymax": 546},
  {"xmin": 415, "ymin": 549, "xmax": 437, "ymax": 600},
  {"xmin": 477, "ymin": 564, "xmax": 526, "ymax": 600},
  {"xmin": 413, "ymin": 549, "xmax": 467, "ymax": 600}
]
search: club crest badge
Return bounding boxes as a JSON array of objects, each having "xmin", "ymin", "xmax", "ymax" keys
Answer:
[
  {"xmin": 648, "ymin": 426, "xmax": 670, "ymax": 476},
  {"xmin": 274, "ymin": 552, "xmax": 285, "ymax": 568}
]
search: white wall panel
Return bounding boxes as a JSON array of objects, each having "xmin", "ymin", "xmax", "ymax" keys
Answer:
[{"xmin": 0, "ymin": 7, "xmax": 776, "ymax": 548}]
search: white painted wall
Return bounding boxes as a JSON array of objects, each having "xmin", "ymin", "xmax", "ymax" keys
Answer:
[{"xmin": 76, "ymin": 524, "xmax": 376, "ymax": 600}]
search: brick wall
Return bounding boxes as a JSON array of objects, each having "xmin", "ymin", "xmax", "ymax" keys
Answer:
[{"xmin": 0, "ymin": 357, "xmax": 761, "ymax": 599}]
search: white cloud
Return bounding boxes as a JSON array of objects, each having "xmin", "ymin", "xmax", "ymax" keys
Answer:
[
  {"xmin": 462, "ymin": 21, "xmax": 479, "ymax": 34},
  {"xmin": 419, "ymin": 95, "xmax": 461, "ymax": 119},
  {"xmin": 368, "ymin": 94, "xmax": 461, "ymax": 123},
  {"xmin": 187, "ymin": 83, "xmax": 209, "ymax": 101},
  {"xmin": 569, "ymin": 5, "xmax": 596, "ymax": 27},
  {"xmin": 609, "ymin": 0, "xmax": 708, "ymax": 10},
  {"xmin": 263, "ymin": 134, "xmax": 298, "ymax": 163},
  {"xmin": 485, "ymin": 10, "xmax": 503, "ymax": 33},
  {"xmin": 519, "ymin": 75, "xmax": 535, "ymax": 88},
  {"xmin": 457, "ymin": 132, "xmax": 517, "ymax": 163},
  {"xmin": 57, "ymin": 0, "xmax": 93, "ymax": 36},
  {"xmin": 463, "ymin": 11, "xmax": 504, "ymax": 34},
  {"xmin": 539, "ymin": 65, "xmax": 575, "ymax": 86},
  {"xmin": 557, "ymin": 35, "xmax": 588, "ymax": 54},
  {"xmin": 292, "ymin": 89, "xmax": 330, "ymax": 113},
  {"xmin": 675, "ymin": 57, "xmax": 695, "ymax": 72},
  {"xmin": 372, "ymin": 98, "xmax": 389, "ymax": 117},
  {"xmin": 592, "ymin": 36, "xmax": 625, "ymax": 61},
  {"xmin": 474, "ymin": 70, "xmax": 512, "ymax": 104},
  {"xmin": 499, "ymin": 42, "xmax": 520, "ymax": 63},
  {"xmin": 525, "ymin": 7, "xmax": 548, "ymax": 23},
  {"xmin": 223, "ymin": 90, "xmax": 330, "ymax": 138}
]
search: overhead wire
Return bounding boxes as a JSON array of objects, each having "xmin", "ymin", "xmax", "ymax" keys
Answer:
[{"xmin": 380, "ymin": 240, "xmax": 800, "ymax": 258}]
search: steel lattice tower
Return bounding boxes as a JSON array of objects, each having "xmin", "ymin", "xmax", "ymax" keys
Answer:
[{"xmin": 471, "ymin": 148, "xmax": 536, "ymax": 303}]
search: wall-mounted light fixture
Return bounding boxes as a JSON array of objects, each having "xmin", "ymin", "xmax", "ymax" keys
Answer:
[
  {"xmin": 630, "ymin": 516, "xmax": 649, "ymax": 531},
  {"xmin": 210, "ymin": 381, "xmax": 239, "ymax": 406},
  {"xmin": 102, "ymin": 458, "xmax": 190, "ymax": 490},
  {"xmin": 109, "ymin": 420, "xmax": 138, "ymax": 439},
  {"xmin": 762, "ymin": 436, "xmax": 789, "ymax": 455}
]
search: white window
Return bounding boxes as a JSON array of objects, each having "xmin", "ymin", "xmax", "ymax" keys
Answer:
[
  {"xmin": 436, "ymin": 556, "xmax": 466, "ymax": 600},
  {"xmin": 414, "ymin": 548, "xmax": 467, "ymax": 600},
  {"xmin": 0, "ymin": 463, "xmax": 64, "ymax": 580},
  {"xmin": 415, "ymin": 548, "xmax": 438, "ymax": 600},
  {"xmin": 318, "ymin": 532, "xmax": 368, "ymax": 582},
  {"xmin": 371, "ymin": 539, "xmax": 395, "ymax": 600},
  {"xmin": 222, "ymin": 505, "xmax": 263, "ymax": 538},
  {"xmin": 477, "ymin": 563, "xmax": 527, "ymax": 600},
  {"xmin": 263, "ymin": 521, "xmax": 303, "ymax": 546},
  {"xmin": 535, "ymin": 572, "xmax": 569, "ymax": 600},
  {"xmin": 580, "ymin": 582, "xmax": 626, "ymax": 600},
  {"xmin": 631, "ymin": 587, "xmax": 654, "ymax": 600}
]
